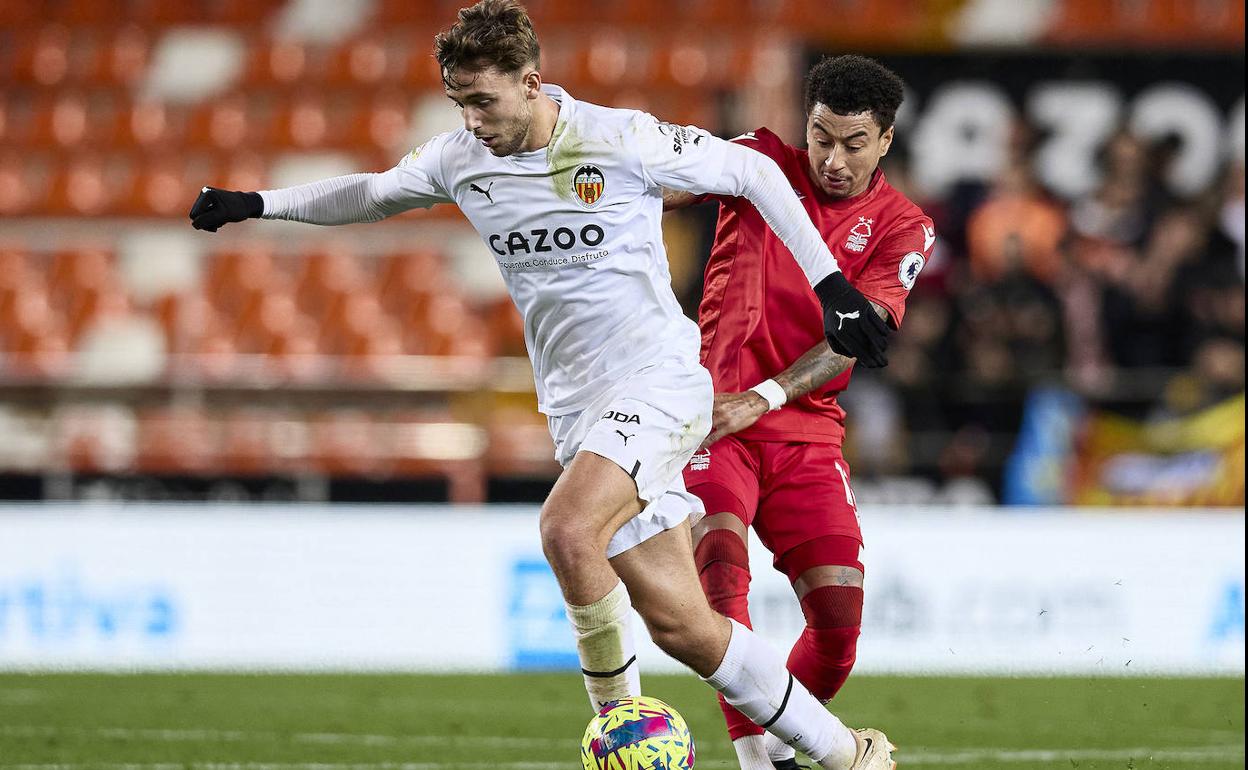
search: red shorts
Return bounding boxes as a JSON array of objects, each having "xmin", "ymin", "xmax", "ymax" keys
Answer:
[{"xmin": 683, "ymin": 436, "xmax": 862, "ymax": 567}]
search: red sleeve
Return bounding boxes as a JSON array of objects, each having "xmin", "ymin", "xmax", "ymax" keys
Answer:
[{"xmin": 854, "ymin": 215, "xmax": 935, "ymax": 329}]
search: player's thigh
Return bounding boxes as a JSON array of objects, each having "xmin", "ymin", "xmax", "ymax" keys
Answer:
[
  {"xmin": 610, "ymin": 519, "xmax": 722, "ymax": 633},
  {"xmin": 756, "ymin": 442, "xmax": 864, "ymax": 589},
  {"xmin": 684, "ymin": 435, "xmax": 761, "ymax": 551},
  {"xmin": 541, "ymin": 449, "xmax": 645, "ymax": 550}
]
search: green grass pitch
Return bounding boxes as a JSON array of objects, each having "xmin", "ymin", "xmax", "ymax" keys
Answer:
[{"xmin": 0, "ymin": 673, "xmax": 1242, "ymax": 769}]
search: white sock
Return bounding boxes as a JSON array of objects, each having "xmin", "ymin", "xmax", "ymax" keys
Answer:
[
  {"xmin": 767, "ymin": 730, "xmax": 799, "ymax": 763},
  {"xmin": 732, "ymin": 734, "xmax": 774, "ymax": 770},
  {"xmin": 564, "ymin": 580, "xmax": 641, "ymax": 711},
  {"xmin": 703, "ymin": 619, "xmax": 856, "ymax": 770}
]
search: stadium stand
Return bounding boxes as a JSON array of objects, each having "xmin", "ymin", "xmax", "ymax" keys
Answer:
[{"xmin": 0, "ymin": 0, "xmax": 1242, "ymax": 504}]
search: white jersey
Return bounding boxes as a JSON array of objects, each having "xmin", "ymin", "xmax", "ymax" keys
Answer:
[
  {"xmin": 380, "ymin": 85, "xmax": 729, "ymax": 415},
  {"xmin": 259, "ymin": 84, "xmax": 842, "ymax": 415}
]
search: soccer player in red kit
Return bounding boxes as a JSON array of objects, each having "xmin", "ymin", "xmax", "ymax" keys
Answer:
[{"xmin": 666, "ymin": 55, "xmax": 933, "ymax": 770}]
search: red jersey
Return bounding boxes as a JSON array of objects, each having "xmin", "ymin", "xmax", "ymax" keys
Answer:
[{"xmin": 696, "ymin": 127, "xmax": 934, "ymax": 446}]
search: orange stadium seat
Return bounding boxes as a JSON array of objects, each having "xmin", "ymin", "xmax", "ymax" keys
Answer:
[
  {"xmin": 219, "ymin": 408, "xmax": 277, "ymax": 475},
  {"xmin": 189, "ymin": 328, "xmax": 240, "ymax": 381},
  {"xmin": 308, "ymin": 410, "xmax": 387, "ymax": 477},
  {"xmin": 129, "ymin": 0, "xmax": 211, "ymax": 26},
  {"xmin": 483, "ymin": 296, "xmax": 527, "ymax": 358},
  {"xmin": 54, "ymin": 404, "xmax": 137, "ymax": 474},
  {"xmin": 207, "ymin": 245, "xmax": 279, "ymax": 315},
  {"xmin": 376, "ymin": 249, "xmax": 447, "ymax": 314},
  {"xmin": 270, "ymin": 93, "xmax": 338, "ymax": 150},
  {"xmin": 267, "ymin": 322, "xmax": 325, "ymax": 382},
  {"xmin": 44, "ymin": 0, "xmax": 118, "ymax": 25},
  {"xmin": 128, "ymin": 155, "xmax": 206, "ymax": 217},
  {"xmin": 208, "ymin": 0, "xmax": 274, "ymax": 26},
  {"xmin": 156, "ymin": 291, "xmax": 223, "ymax": 358},
  {"xmin": 215, "ymin": 150, "xmax": 270, "ymax": 192},
  {"xmin": 134, "ymin": 407, "xmax": 220, "ymax": 475},
  {"xmin": 25, "ymin": 93, "xmax": 95, "ymax": 151},
  {"xmin": 484, "ymin": 407, "xmax": 561, "ymax": 478},
  {"xmin": 0, "ymin": 0, "xmax": 41, "ymax": 26},
  {"xmin": 240, "ymin": 38, "xmax": 311, "ymax": 89},
  {"xmin": 325, "ymin": 36, "xmax": 404, "ymax": 88},
  {"xmin": 4, "ymin": 325, "xmax": 72, "ymax": 379},
  {"xmin": 402, "ymin": 39, "xmax": 446, "ymax": 89},
  {"xmin": 47, "ymin": 246, "xmax": 113, "ymax": 302},
  {"xmin": 0, "ymin": 154, "xmax": 51, "ymax": 217},
  {"xmin": 50, "ymin": 155, "xmax": 140, "ymax": 216},
  {"xmin": 295, "ymin": 247, "xmax": 366, "ymax": 318},
  {"xmin": 10, "ymin": 25, "xmax": 72, "ymax": 88},
  {"xmin": 339, "ymin": 91, "xmax": 413, "ymax": 155},
  {"xmin": 186, "ymin": 95, "xmax": 271, "ymax": 153},
  {"xmin": 65, "ymin": 287, "xmax": 131, "ymax": 346},
  {"xmin": 114, "ymin": 100, "xmax": 187, "ymax": 152},
  {"xmin": 0, "ymin": 270, "xmax": 49, "ymax": 338}
]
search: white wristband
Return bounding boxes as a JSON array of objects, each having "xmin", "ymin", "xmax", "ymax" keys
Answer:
[{"xmin": 748, "ymin": 379, "xmax": 787, "ymax": 412}]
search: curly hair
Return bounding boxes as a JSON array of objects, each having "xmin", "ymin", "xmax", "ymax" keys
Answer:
[
  {"xmin": 434, "ymin": 0, "xmax": 541, "ymax": 88},
  {"xmin": 803, "ymin": 55, "xmax": 906, "ymax": 133}
]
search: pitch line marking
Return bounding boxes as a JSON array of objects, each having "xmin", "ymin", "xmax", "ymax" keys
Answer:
[
  {"xmin": 0, "ymin": 725, "xmax": 563, "ymax": 749},
  {"xmin": 2, "ymin": 746, "xmax": 1247, "ymax": 769}
]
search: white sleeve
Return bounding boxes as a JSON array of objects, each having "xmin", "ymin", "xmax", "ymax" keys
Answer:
[
  {"xmin": 259, "ymin": 134, "xmax": 455, "ymax": 225},
  {"xmin": 633, "ymin": 114, "xmax": 841, "ymax": 285},
  {"xmin": 632, "ymin": 112, "xmax": 730, "ymax": 193},
  {"xmin": 718, "ymin": 141, "xmax": 842, "ymax": 285}
]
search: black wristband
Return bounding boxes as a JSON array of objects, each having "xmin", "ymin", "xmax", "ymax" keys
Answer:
[
  {"xmin": 813, "ymin": 271, "xmax": 850, "ymax": 307},
  {"xmin": 242, "ymin": 191, "xmax": 264, "ymax": 218}
]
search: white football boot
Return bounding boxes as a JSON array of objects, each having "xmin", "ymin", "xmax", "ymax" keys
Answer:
[{"xmin": 849, "ymin": 728, "xmax": 897, "ymax": 770}]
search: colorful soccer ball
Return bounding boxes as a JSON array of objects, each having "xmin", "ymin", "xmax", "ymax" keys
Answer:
[{"xmin": 580, "ymin": 695, "xmax": 695, "ymax": 770}]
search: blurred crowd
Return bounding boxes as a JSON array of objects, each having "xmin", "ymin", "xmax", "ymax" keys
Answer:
[{"xmin": 812, "ymin": 129, "xmax": 1246, "ymax": 486}]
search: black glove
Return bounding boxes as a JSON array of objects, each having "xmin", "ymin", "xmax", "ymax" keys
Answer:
[
  {"xmin": 813, "ymin": 271, "xmax": 890, "ymax": 368},
  {"xmin": 189, "ymin": 186, "xmax": 263, "ymax": 232}
]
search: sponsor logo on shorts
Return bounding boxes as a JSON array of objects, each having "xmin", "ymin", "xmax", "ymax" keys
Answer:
[
  {"xmin": 615, "ymin": 430, "xmax": 635, "ymax": 445},
  {"xmin": 601, "ymin": 410, "xmax": 641, "ymax": 424},
  {"xmin": 689, "ymin": 449, "xmax": 710, "ymax": 471}
]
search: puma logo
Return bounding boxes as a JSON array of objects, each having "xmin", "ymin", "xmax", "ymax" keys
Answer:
[
  {"xmin": 615, "ymin": 430, "xmax": 634, "ymax": 445},
  {"xmin": 469, "ymin": 181, "xmax": 495, "ymax": 204},
  {"xmin": 836, "ymin": 310, "xmax": 860, "ymax": 330}
]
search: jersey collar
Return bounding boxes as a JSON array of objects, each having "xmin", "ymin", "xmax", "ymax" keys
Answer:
[{"xmin": 505, "ymin": 83, "xmax": 574, "ymax": 162}]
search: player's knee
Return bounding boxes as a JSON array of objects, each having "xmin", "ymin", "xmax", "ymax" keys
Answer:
[
  {"xmin": 693, "ymin": 527, "xmax": 751, "ymax": 611},
  {"xmin": 643, "ymin": 609, "xmax": 718, "ymax": 666},
  {"xmin": 691, "ymin": 511, "xmax": 747, "ymax": 550},
  {"xmin": 798, "ymin": 582, "xmax": 863, "ymax": 630},
  {"xmin": 539, "ymin": 513, "xmax": 599, "ymax": 571}
]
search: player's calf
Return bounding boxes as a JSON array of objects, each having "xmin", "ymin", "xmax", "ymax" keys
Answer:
[
  {"xmin": 565, "ymin": 580, "xmax": 641, "ymax": 712},
  {"xmin": 780, "ymin": 537, "xmax": 865, "ymax": 702}
]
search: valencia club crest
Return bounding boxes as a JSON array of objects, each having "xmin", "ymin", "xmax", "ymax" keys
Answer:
[{"xmin": 574, "ymin": 164, "xmax": 605, "ymax": 206}]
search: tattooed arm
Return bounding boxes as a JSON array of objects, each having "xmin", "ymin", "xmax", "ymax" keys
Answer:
[{"xmin": 700, "ymin": 301, "xmax": 888, "ymax": 448}]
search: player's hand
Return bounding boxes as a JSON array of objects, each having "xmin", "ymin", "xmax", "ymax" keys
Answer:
[
  {"xmin": 189, "ymin": 186, "xmax": 263, "ymax": 232},
  {"xmin": 813, "ymin": 272, "xmax": 890, "ymax": 368},
  {"xmin": 699, "ymin": 391, "xmax": 768, "ymax": 450}
]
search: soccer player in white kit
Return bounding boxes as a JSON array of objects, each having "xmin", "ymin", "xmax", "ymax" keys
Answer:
[{"xmin": 188, "ymin": 2, "xmax": 895, "ymax": 768}]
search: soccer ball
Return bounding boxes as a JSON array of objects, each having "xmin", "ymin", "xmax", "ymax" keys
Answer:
[{"xmin": 580, "ymin": 696, "xmax": 695, "ymax": 770}]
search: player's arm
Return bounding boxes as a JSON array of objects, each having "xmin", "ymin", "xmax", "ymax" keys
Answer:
[
  {"xmin": 635, "ymin": 116, "xmax": 890, "ymax": 366},
  {"xmin": 662, "ymin": 188, "xmax": 703, "ymax": 211},
  {"xmin": 701, "ymin": 302, "xmax": 888, "ymax": 449},
  {"xmin": 188, "ymin": 137, "xmax": 452, "ymax": 231}
]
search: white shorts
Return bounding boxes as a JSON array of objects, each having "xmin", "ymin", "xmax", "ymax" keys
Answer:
[{"xmin": 547, "ymin": 356, "xmax": 713, "ymax": 558}]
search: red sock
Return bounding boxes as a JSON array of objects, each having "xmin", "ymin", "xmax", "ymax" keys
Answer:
[
  {"xmin": 694, "ymin": 529, "xmax": 763, "ymax": 740},
  {"xmin": 786, "ymin": 585, "xmax": 863, "ymax": 702}
]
